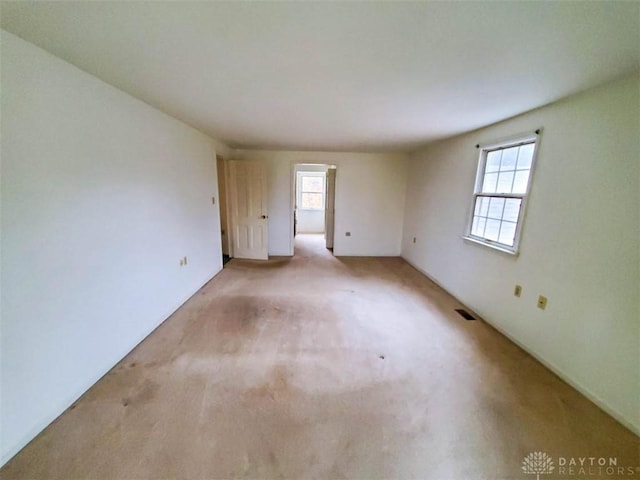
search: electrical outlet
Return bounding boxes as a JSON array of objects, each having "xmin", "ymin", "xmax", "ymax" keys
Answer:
[
  {"xmin": 345, "ymin": 232, "xmax": 351, "ymax": 237},
  {"xmin": 413, "ymin": 237, "xmax": 417, "ymax": 244},
  {"xmin": 537, "ymin": 295, "xmax": 548, "ymax": 310},
  {"xmin": 514, "ymin": 285, "xmax": 522, "ymax": 297}
]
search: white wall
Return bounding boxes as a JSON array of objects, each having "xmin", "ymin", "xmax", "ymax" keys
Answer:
[
  {"xmin": 0, "ymin": 31, "xmax": 226, "ymax": 465},
  {"xmin": 295, "ymin": 164, "xmax": 328, "ymax": 234},
  {"xmin": 234, "ymin": 150, "xmax": 408, "ymax": 256},
  {"xmin": 401, "ymin": 73, "xmax": 640, "ymax": 433}
]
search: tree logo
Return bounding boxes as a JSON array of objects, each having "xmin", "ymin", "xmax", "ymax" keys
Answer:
[{"xmin": 522, "ymin": 451, "xmax": 555, "ymax": 480}]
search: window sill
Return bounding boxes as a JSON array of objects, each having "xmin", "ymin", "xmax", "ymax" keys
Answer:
[{"xmin": 462, "ymin": 236, "xmax": 519, "ymax": 257}]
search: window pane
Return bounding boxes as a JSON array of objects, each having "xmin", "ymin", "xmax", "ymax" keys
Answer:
[
  {"xmin": 486, "ymin": 150, "xmax": 501, "ymax": 173},
  {"xmin": 516, "ymin": 143, "xmax": 535, "ymax": 170},
  {"xmin": 487, "ymin": 197, "xmax": 505, "ymax": 220},
  {"xmin": 496, "ymin": 171, "xmax": 515, "ymax": 193},
  {"xmin": 498, "ymin": 221, "xmax": 517, "ymax": 246},
  {"xmin": 512, "ymin": 170, "xmax": 531, "ymax": 194},
  {"xmin": 478, "ymin": 196, "xmax": 489, "ymax": 216},
  {"xmin": 482, "ymin": 172, "xmax": 498, "ymax": 193},
  {"xmin": 502, "ymin": 198, "xmax": 522, "ymax": 223},
  {"xmin": 301, "ymin": 192, "xmax": 323, "ymax": 209},
  {"xmin": 301, "ymin": 176, "xmax": 323, "ymax": 193},
  {"xmin": 500, "ymin": 146, "xmax": 518, "ymax": 170},
  {"xmin": 471, "ymin": 197, "xmax": 521, "ymax": 246},
  {"xmin": 471, "ymin": 216, "xmax": 486, "ymax": 236},
  {"xmin": 474, "ymin": 196, "xmax": 489, "ymax": 216},
  {"xmin": 485, "ymin": 219, "xmax": 500, "ymax": 241}
]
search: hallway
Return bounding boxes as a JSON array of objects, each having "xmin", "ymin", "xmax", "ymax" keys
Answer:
[
  {"xmin": 292, "ymin": 233, "xmax": 332, "ymax": 257},
  {"xmin": 2, "ymin": 235, "xmax": 638, "ymax": 479}
]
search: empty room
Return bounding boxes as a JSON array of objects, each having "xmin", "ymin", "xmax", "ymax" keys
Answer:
[{"xmin": 1, "ymin": 2, "xmax": 639, "ymax": 479}]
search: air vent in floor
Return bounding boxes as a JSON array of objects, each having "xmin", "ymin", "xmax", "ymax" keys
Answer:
[{"xmin": 455, "ymin": 309, "xmax": 476, "ymax": 321}]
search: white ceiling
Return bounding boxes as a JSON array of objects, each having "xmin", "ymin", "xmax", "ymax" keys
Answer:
[{"xmin": 2, "ymin": 1, "xmax": 639, "ymax": 152}]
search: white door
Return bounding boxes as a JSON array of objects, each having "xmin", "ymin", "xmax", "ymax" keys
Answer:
[
  {"xmin": 325, "ymin": 168, "xmax": 336, "ymax": 249},
  {"xmin": 228, "ymin": 160, "xmax": 268, "ymax": 260}
]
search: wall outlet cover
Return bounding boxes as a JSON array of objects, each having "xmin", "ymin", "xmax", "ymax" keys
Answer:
[{"xmin": 537, "ymin": 295, "xmax": 548, "ymax": 310}]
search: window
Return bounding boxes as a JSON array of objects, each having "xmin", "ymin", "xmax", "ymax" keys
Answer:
[
  {"xmin": 297, "ymin": 171, "xmax": 325, "ymax": 210},
  {"xmin": 464, "ymin": 131, "xmax": 540, "ymax": 254}
]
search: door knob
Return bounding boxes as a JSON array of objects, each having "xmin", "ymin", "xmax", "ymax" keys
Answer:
[{"xmin": 261, "ymin": 215, "xmax": 268, "ymax": 219}]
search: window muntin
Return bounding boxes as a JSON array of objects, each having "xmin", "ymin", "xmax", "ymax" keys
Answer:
[
  {"xmin": 297, "ymin": 172, "xmax": 326, "ymax": 210},
  {"xmin": 465, "ymin": 133, "xmax": 539, "ymax": 254}
]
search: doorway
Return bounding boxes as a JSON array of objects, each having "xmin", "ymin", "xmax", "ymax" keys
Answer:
[
  {"xmin": 216, "ymin": 155, "xmax": 231, "ymax": 265},
  {"xmin": 293, "ymin": 164, "xmax": 336, "ymax": 254}
]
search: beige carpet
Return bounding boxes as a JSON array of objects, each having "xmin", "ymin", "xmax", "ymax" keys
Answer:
[{"xmin": 2, "ymin": 234, "xmax": 638, "ymax": 479}]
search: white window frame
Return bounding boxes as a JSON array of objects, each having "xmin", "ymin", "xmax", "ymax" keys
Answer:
[
  {"xmin": 296, "ymin": 171, "xmax": 326, "ymax": 211},
  {"xmin": 463, "ymin": 129, "xmax": 541, "ymax": 255}
]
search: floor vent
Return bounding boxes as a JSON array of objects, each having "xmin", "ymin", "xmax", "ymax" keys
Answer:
[{"xmin": 455, "ymin": 309, "xmax": 476, "ymax": 321}]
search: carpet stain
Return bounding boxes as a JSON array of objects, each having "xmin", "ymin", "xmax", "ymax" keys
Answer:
[{"xmin": 245, "ymin": 366, "xmax": 293, "ymax": 403}]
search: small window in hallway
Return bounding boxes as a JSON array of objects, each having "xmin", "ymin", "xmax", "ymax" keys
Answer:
[{"xmin": 298, "ymin": 172, "xmax": 326, "ymax": 210}]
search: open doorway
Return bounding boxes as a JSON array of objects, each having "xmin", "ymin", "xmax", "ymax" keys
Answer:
[
  {"xmin": 293, "ymin": 164, "xmax": 336, "ymax": 254},
  {"xmin": 216, "ymin": 155, "xmax": 231, "ymax": 266}
]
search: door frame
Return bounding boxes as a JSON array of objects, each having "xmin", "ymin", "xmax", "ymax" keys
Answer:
[
  {"xmin": 289, "ymin": 162, "xmax": 336, "ymax": 255},
  {"xmin": 216, "ymin": 155, "xmax": 234, "ymax": 258},
  {"xmin": 325, "ymin": 167, "xmax": 336, "ymax": 249}
]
